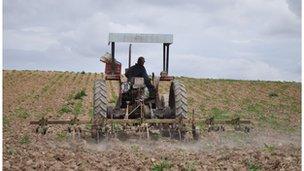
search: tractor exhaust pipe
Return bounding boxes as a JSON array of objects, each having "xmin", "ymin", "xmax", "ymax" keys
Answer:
[{"xmin": 128, "ymin": 44, "xmax": 132, "ymax": 68}]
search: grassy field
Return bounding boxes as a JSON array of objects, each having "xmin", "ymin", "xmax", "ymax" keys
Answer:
[
  {"xmin": 176, "ymin": 77, "xmax": 301, "ymax": 131},
  {"xmin": 4, "ymin": 70, "xmax": 300, "ymax": 129},
  {"xmin": 3, "ymin": 70, "xmax": 301, "ymax": 170}
]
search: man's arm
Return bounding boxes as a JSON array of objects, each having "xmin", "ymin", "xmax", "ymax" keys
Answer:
[
  {"xmin": 142, "ymin": 67, "xmax": 153, "ymax": 87},
  {"xmin": 142, "ymin": 67, "xmax": 149, "ymax": 80},
  {"xmin": 125, "ymin": 65, "xmax": 134, "ymax": 79}
]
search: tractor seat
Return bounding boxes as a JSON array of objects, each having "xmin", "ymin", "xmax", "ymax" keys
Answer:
[{"xmin": 130, "ymin": 77, "xmax": 145, "ymax": 89}]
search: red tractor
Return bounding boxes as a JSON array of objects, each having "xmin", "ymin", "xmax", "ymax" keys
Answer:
[
  {"xmin": 92, "ymin": 33, "xmax": 192, "ymax": 140},
  {"xmin": 30, "ymin": 33, "xmax": 250, "ymax": 141}
]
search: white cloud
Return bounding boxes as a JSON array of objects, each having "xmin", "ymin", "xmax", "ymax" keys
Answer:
[
  {"xmin": 173, "ymin": 54, "xmax": 299, "ymax": 81},
  {"xmin": 4, "ymin": 28, "xmax": 59, "ymax": 51},
  {"xmin": 3, "ymin": 0, "xmax": 301, "ymax": 81}
]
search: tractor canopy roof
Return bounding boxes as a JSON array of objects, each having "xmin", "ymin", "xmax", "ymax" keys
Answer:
[{"xmin": 109, "ymin": 33, "xmax": 173, "ymax": 44}]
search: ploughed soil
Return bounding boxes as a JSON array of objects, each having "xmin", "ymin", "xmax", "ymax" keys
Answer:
[{"xmin": 3, "ymin": 70, "xmax": 301, "ymax": 170}]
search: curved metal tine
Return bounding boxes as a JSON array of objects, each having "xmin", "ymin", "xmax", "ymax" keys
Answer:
[
  {"xmin": 97, "ymin": 130, "xmax": 100, "ymax": 143},
  {"xmin": 146, "ymin": 124, "xmax": 150, "ymax": 140},
  {"xmin": 169, "ymin": 125, "xmax": 172, "ymax": 139},
  {"xmin": 140, "ymin": 125, "xmax": 143, "ymax": 139},
  {"xmin": 245, "ymin": 126, "xmax": 250, "ymax": 133},
  {"xmin": 106, "ymin": 131, "xmax": 109, "ymax": 141},
  {"xmin": 178, "ymin": 129, "xmax": 182, "ymax": 141},
  {"xmin": 77, "ymin": 127, "xmax": 81, "ymax": 140}
]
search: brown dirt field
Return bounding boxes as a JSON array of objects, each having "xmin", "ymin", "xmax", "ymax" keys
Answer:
[{"xmin": 3, "ymin": 70, "xmax": 301, "ymax": 170}]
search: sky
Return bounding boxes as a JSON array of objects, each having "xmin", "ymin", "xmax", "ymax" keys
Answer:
[{"xmin": 3, "ymin": 0, "xmax": 302, "ymax": 81}]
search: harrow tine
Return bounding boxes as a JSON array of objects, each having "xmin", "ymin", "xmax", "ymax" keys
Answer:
[
  {"xmin": 146, "ymin": 125, "xmax": 150, "ymax": 140},
  {"xmin": 169, "ymin": 127, "xmax": 172, "ymax": 139},
  {"xmin": 97, "ymin": 131, "xmax": 100, "ymax": 143},
  {"xmin": 76, "ymin": 127, "xmax": 81, "ymax": 140},
  {"xmin": 29, "ymin": 110, "xmax": 252, "ymax": 142}
]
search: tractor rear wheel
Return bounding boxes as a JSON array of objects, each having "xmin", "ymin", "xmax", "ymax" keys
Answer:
[
  {"xmin": 91, "ymin": 79, "xmax": 108, "ymax": 139},
  {"xmin": 169, "ymin": 80, "xmax": 188, "ymax": 118},
  {"xmin": 166, "ymin": 80, "xmax": 188, "ymax": 140},
  {"xmin": 93, "ymin": 79, "xmax": 108, "ymax": 118}
]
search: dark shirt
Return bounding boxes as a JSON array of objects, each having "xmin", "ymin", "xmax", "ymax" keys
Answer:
[
  {"xmin": 125, "ymin": 63, "xmax": 155, "ymax": 90},
  {"xmin": 125, "ymin": 63, "xmax": 149, "ymax": 81}
]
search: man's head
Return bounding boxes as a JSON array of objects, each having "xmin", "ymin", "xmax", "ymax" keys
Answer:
[{"xmin": 137, "ymin": 56, "xmax": 145, "ymax": 66}]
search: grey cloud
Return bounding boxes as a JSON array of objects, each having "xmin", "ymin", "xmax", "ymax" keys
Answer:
[
  {"xmin": 3, "ymin": 0, "xmax": 301, "ymax": 81},
  {"xmin": 286, "ymin": 0, "xmax": 301, "ymax": 17},
  {"xmin": 4, "ymin": 49, "xmax": 102, "ymax": 72},
  {"xmin": 173, "ymin": 54, "xmax": 299, "ymax": 81}
]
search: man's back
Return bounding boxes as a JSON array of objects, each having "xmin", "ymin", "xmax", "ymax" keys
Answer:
[
  {"xmin": 125, "ymin": 56, "xmax": 155, "ymax": 98},
  {"xmin": 125, "ymin": 63, "xmax": 149, "ymax": 81}
]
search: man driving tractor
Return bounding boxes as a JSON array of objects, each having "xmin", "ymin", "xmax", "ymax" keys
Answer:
[{"xmin": 125, "ymin": 56, "xmax": 155, "ymax": 98}]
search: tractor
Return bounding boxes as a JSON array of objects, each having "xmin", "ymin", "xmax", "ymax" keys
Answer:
[
  {"xmin": 30, "ymin": 33, "xmax": 251, "ymax": 141},
  {"xmin": 91, "ymin": 33, "xmax": 192, "ymax": 140}
]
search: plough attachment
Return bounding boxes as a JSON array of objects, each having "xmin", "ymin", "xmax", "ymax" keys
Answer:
[
  {"xmin": 30, "ymin": 112, "xmax": 252, "ymax": 142},
  {"xmin": 204, "ymin": 117, "xmax": 251, "ymax": 133},
  {"xmin": 30, "ymin": 117, "xmax": 87, "ymax": 135},
  {"xmin": 30, "ymin": 117, "xmax": 192, "ymax": 141}
]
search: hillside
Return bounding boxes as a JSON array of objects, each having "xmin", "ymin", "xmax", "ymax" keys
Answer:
[{"xmin": 3, "ymin": 70, "xmax": 301, "ymax": 170}]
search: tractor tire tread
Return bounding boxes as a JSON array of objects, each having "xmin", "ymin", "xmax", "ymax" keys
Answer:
[
  {"xmin": 169, "ymin": 80, "xmax": 188, "ymax": 118},
  {"xmin": 93, "ymin": 79, "xmax": 107, "ymax": 118}
]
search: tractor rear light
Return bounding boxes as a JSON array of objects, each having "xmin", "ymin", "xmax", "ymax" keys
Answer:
[{"xmin": 104, "ymin": 61, "xmax": 121, "ymax": 75}]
